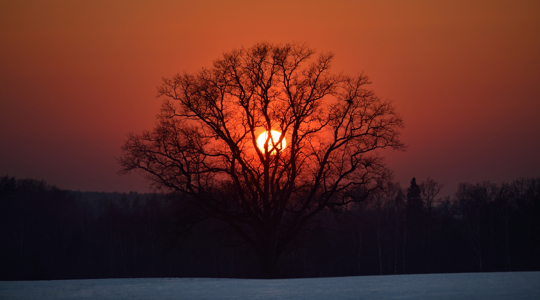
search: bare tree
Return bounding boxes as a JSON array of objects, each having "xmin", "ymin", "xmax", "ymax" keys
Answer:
[
  {"xmin": 420, "ymin": 177, "xmax": 444, "ymax": 215},
  {"xmin": 455, "ymin": 182, "xmax": 496, "ymax": 272},
  {"xmin": 119, "ymin": 42, "xmax": 405, "ymax": 277}
]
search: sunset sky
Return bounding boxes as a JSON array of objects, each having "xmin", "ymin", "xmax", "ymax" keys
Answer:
[{"xmin": 1, "ymin": 0, "xmax": 539, "ymax": 196}]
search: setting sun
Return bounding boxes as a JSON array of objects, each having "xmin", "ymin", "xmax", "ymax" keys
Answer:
[{"xmin": 257, "ymin": 130, "xmax": 286, "ymax": 154}]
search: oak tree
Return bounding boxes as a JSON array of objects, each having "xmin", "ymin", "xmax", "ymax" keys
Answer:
[{"xmin": 120, "ymin": 42, "xmax": 404, "ymax": 277}]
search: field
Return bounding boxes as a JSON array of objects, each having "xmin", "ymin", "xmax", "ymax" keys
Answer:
[{"xmin": 1, "ymin": 272, "xmax": 539, "ymax": 299}]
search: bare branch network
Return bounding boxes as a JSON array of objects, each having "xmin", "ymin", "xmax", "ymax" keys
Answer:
[{"xmin": 120, "ymin": 42, "xmax": 404, "ymax": 276}]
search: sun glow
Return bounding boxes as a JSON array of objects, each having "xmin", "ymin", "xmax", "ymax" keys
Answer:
[{"xmin": 257, "ymin": 130, "xmax": 286, "ymax": 154}]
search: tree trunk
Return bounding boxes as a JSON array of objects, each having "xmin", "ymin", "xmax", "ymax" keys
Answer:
[
  {"xmin": 256, "ymin": 227, "xmax": 280, "ymax": 278},
  {"xmin": 257, "ymin": 239, "xmax": 279, "ymax": 278}
]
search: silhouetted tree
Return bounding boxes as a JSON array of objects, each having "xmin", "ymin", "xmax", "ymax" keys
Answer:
[
  {"xmin": 406, "ymin": 178, "xmax": 422, "ymax": 213},
  {"xmin": 419, "ymin": 177, "xmax": 443, "ymax": 272},
  {"xmin": 119, "ymin": 42, "xmax": 405, "ymax": 278},
  {"xmin": 404, "ymin": 177, "xmax": 424, "ymax": 272},
  {"xmin": 420, "ymin": 177, "xmax": 443, "ymax": 216},
  {"xmin": 512, "ymin": 178, "xmax": 540, "ymax": 270},
  {"xmin": 455, "ymin": 181, "xmax": 496, "ymax": 272}
]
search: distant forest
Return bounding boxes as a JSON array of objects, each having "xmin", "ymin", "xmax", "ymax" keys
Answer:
[{"xmin": 1, "ymin": 175, "xmax": 539, "ymax": 280}]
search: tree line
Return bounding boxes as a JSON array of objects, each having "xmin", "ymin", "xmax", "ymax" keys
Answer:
[{"xmin": 1, "ymin": 175, "xmax": 539, "ymax": 280}]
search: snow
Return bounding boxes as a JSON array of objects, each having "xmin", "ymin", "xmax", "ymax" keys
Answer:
[{"xmin": 1, "ymin": 272, "xmax": 539, "ymax": 300}]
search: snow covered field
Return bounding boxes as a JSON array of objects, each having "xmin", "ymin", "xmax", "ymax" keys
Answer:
[{"xmin": 1, "ymin": 272, "xmax": 539, "ymax": 300}]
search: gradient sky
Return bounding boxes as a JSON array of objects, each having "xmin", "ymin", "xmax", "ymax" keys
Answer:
[{"xmin": 1, "ymin": 0, "xmax": 539, "ymax": 196}]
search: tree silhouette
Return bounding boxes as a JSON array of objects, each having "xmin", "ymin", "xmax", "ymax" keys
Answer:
[
  {"xmin": 119, "ymin": 42, "xmax": 405, "ymax": 277},
  {"xmin": 405, "ymin": 177, "xmax": 423, "ymax": 273},
  {"xmin": 406, "ymin": 178, "xmax": 422, "ymax": 212},
  {"xmin": 419, "ymin": 177, "xmax": 443, "ymax": 272}
]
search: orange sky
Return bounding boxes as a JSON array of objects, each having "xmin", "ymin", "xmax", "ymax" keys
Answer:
[{"xmin": 1, "ymin": 0, "xmax": 539, "ymax": 196}]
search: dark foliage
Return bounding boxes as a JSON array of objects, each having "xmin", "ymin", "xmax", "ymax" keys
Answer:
[{"xmin": 1, "ymin": 175, "xmax": 539, "ymax": 280}]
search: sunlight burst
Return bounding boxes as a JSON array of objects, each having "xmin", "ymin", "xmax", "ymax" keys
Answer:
[{"xmin": 257, "ymin": 130, "xmax": 286, "ymax": 154}]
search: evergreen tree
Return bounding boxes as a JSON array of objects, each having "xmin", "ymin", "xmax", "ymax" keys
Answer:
[
  {"xmin": 407, "ymin": 177, "xmax": 422, "ymax": 212},
  {"xmin": 405, "ymin": 177, "xmax": 424, "ymax": 273}
]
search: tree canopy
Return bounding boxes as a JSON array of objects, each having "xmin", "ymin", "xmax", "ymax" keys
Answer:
[{"xmin": 120, "ymin": 42, "xmax": 405, "ymax": 277}]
